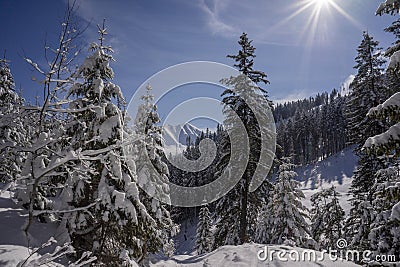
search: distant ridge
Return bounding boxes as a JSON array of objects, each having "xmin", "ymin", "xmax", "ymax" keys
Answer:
[{"xmin": 162, "ymin": 123, "xmax": 203, "ymax": 147}]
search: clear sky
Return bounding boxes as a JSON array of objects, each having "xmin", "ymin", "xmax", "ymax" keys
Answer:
[{"xmin": 0, "ymin": 0, "xmax": 396, "ymax": 121}]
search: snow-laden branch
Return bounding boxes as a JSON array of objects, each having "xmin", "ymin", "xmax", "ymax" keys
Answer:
[
  {"xmin": 23, "ymin": 103, "xmax": 115, "ymax": 114},
  {"xmin": 364, "ymin": 122, "xmax": 400, "ymax": 148},
  {"xmin": 376, "ymin": 0, "xmax": 400, "ymax": 15},
  {"xmin": 24, "ymin": 58, "xmax": 46, "ymax": 75},
  {"xmin": 392, "ymin": 201, "xmax": 400, "ymax": 221},
  {"xmin": 32, "ymin": 200, "xmax": 98, "ymax": 216},
  {"xmin": 17, "ymin": 237, "xmax": 96, "ymax": 267},
  {"xmin": 367, "ymin": 92, "xmax": 400, "ymax": 117}
]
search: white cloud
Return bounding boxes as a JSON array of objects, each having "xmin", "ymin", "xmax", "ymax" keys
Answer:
[
  {"xmin": 272, "ymin": 90, "xmax": 313, "ymax": 104},
  {"xmin": 340, "ymin": 74, "xmax": 355, "ymax": 96},
  {"xmin": 196, "ymin": 0, "xmax": 368, "ymax": 47},
  {"xmin": 198, "ymin": 0, "xmax": 239, "ymax": 37},
  {"xmin": 272, "ymin": 74, "xmax": 355, "ymax": 105},
  {"xmin": 196, "ymin": 0, "xmax": 309, "ymax": 46}
]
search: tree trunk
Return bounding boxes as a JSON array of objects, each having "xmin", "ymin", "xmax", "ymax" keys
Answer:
[{"xmin": 239, "ymin": 171, "xmax": 249, "ymax": 244}]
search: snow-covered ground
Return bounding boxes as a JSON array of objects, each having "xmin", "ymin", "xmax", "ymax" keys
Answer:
[
  {"xmin": 297, "ymin": 147, "xmax": 358, "ymax": 214},
  {"xmin": 174, "ymin": 219, "xmax": 198, "ymax": 256},
  {"xmin": 151, "ymin": 243, "xmax": 360, "ymax": 266},
  {"xmin": 0, "ymin": 191, "xmax": 57, "ymax": 266}
]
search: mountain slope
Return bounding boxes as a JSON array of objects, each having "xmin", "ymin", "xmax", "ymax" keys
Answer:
[{"xmin": 296, "ymin": 146, "xmax": 358, "ymax": 214}]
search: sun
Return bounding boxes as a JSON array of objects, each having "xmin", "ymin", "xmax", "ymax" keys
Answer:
[
  {"xmin": 274, "ymin": 0, "xmax": 361, "ymax": 44},
  {"xmin": 267, "ymin": 0, "xmax": 362, "ymax": 48},
  {"xmin": 311, "ymin": 0, "xmax": 333, "ymax": 9}
]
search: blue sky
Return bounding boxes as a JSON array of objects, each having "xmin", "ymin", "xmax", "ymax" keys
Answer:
[{"xmin": 0, "ymin": 0, "xmax": 396, "ymax": 127}]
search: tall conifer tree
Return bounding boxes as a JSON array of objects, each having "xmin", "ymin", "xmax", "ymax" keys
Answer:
[{"xmin": 214, "ymin": 33, "xmax": 272, "ymax": 246}]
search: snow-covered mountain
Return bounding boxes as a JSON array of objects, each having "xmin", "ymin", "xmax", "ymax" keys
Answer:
[
  {"xmin": 163, "ymin": 123, "xmax": 203, "ymax": 147},
  {"xmin": 162, "ymin": 123, "xmax": 204, "ymax": 155}
]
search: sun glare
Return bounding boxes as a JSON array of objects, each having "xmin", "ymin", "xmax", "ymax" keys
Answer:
[
  {"xmin": 270, "ymin": 0, "xmax": 362, "ymax": 47},
  {"xmin": 312, "ymin": 0, "xmax": 333, "ymax": 9},
  {"xmin": 265, "ymin": 0, "xmax": 363, "ymax": 80}
]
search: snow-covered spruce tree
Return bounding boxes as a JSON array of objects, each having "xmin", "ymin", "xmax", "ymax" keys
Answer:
[
  {"xmin": 345, "ymin": 32, "xmax": 387, "ymax": 193},
  {"xmin": 382, "ymin": 17, "xmax": 400, "ymax": 98},
  {"xmin": 59, "ymin": 24, "xmax": 157, "ymax": 266},
  {"xmin": 346, "ymin": 31, "xmax": 386, "ymax": 149},
  {"xmin": 0, "ymin": 58, "xmax": 26, "ymax": 184},
  {"xmin": 213, "ymin": 74, "xmax": 273, "ymax": 247},
  {"xmin": 362, "ymin": 94, "xmax": 400, "ymax": 259},
  {"xmin": 371, "ymin": 1, "xmax": 400, "ymax": 157},
  {"xmin": 255, "ymin": 157, "xmax": 311, "ymax": 247},
  {"xmin": 376, "ymin": 0, "xmax": 400, "ymax": 16},
  {"xmin": 213, "ymin": 32, "xmax": 272, "ymax": 247},
  {"xmin": 344, "ymin": 32, "xmax": 388, "ymax": 251},
  {"xmin": 196, "ymin": 204, "xmax": 212, "ymax": 254},
  {"xmin": 134, "ymin": 84, "xmax": 177, "ymax": 258},
  {"xmin": 357, "ymin": 2, "xmax": 400, "ymax": 261},
  {"xmin": 367, "ymin": 167, "xmax": 400, "ymax": 260},
  {"xmin": 345, "ymin": 32, "xmax": 387, "ymax": 194},
  {"xmin": 310, "ymin": 186, "xmax": 345, "ymax": 249}
]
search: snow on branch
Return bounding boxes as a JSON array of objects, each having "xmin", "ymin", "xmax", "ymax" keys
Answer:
[
  {"xmin": 17, "ymin": 237, "xmax": 96, "ymax": 267},
  {"xmin": 392, "ymin": 201, "xmax": 400, "ymax": 221},
  {"xmin": 387, "ymin": 50, "xmax": 400, "ymax": 71},
  {"xmin": 364, "ymin": 122, "xmax": 400, "ymax": 148},
  {"xmin": 367, "ymin": 92, "xmax": 400, "ymax": 117},
  {"xmin": 24, "ymin": 58, "xmax": 46, "ymax": 75},
  {"xmin": 32, "ymin": 201, "xmax": 98, "ymax": 216},
  {"xmin": 376, "ymin": 0, "xmax": 400, "ymax": 15}
]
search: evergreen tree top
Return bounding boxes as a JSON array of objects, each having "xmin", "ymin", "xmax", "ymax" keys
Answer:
[
  {"xmin": 0, "ymin": 58, "xmax": 20, "ymax": 104},
  {"xmin": 0, "ymin": 59, "xmax": 15, "ymax": 91},
  {"xmin": 278, "ymin": 157, "xmax": 296, "ymax": 173},
  {"xmin": 227, "ymin": 32, "xmax": 269, "ymax": 95},
  {"xmin": 68, "ymin": 21, "xmax": 124, "ymax": 105},
  {"xmin": 311, "ymin": 185, "xmax": 341, "ymax": 203},
  {"xmin": 353, "ymin": 32, "xmax": 383, "ymax": 72}
]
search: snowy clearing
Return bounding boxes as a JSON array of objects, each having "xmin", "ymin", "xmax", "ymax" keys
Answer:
[{"xmin": 297, "ymin": 146, "xmax": 358, "ymax": 214}]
